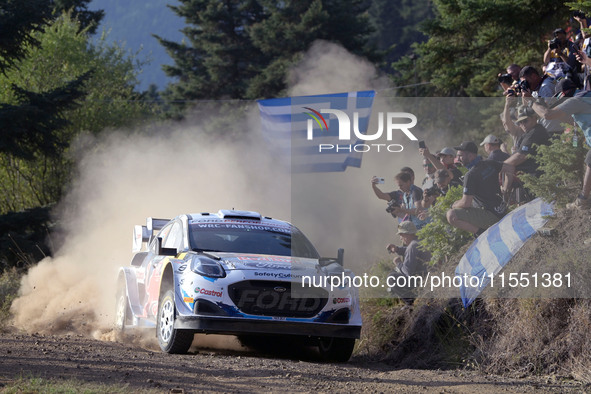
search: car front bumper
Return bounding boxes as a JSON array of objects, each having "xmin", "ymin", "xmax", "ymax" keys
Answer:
[{"xmin": 174, "ymin": 315, "xmax": 361, "ymax": 339}]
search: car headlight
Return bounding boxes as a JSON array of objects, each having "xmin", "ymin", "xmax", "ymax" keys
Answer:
[{"xmin": 190, "ymin": 256, "xmax": 226, "ymax": 278}]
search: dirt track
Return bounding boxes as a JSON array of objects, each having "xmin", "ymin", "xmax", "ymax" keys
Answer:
[{"xmin": 0, "ymin": 330, "xmax": 586, "ymax": 393}]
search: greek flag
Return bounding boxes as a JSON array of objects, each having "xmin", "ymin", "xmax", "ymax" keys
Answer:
[
  {"xmin": 257, "ymin": 91, "xmax": 375, "ymax": 173},
  {"xmin": 455, "ymin": 198, "xmax": 555, "ymax": 308}
]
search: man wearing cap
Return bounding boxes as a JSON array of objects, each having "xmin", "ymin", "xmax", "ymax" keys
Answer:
[
  {"xmin": 501, "ymin": 106, "xmax": 551, "ymax": 194},
  {"xmin": 480, "ymin": 134, "xmax": 510, "ymax": 162},
  {"xmin": 447, "ymin": 141, "xmax": 507, "ymax": 235},
  {"xmin": 531, "ymin": 78, "xmax": 591, "ymax": 209},
  {"xmin": 386, "ymin": 221, "xmax": 431, "ymax": 305}
]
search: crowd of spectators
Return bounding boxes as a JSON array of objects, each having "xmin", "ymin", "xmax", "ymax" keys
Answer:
[{"xmin": 372, "ymin": 17, "xmax": 591, "ymax": 303}]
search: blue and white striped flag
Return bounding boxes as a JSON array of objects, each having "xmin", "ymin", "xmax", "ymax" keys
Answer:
[
  {"xmin": 455, "ymin": 198, "xmax": 555, "ymax": 308},
  {"xmin": 257, "ymin": 91, "xmax": 375, "ymax": 173}
]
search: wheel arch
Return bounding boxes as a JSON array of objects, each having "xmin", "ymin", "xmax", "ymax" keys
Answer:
[{"xmin": 116, "ymin": 267, "xmax": 143, "ymax": 319}]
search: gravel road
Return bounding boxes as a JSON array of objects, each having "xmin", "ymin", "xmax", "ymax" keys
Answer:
[{"xmin": 0, "ymin": 330, "xmax": 585, "ymax": 393}]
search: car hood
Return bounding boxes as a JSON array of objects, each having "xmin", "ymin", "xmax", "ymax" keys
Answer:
[{"xmin": 213, "ymin": 253, "xmax": 320, "ymax": 272}]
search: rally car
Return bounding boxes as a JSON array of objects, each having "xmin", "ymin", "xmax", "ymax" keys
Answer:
[{"xmin": 115, "ymin": 210, "xmax": 362, "ymax": 362}]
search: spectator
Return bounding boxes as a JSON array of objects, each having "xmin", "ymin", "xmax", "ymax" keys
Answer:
[
  {"xmin": 421, "ymin": 159, "xmax": 437, "ymax": 189},
  {"xmin": 501, "ymin": 106, "xmax": 551, "ymax": 194},
  {"xmin": 507, "ymin": 64, "xmax": 522, "ymax": 81},
  {"xmin": 447, "ymin": 141, "xmax": 507, "ymax": 235},
  {"xmin": 543, "ymin": 28, "xmax": 579, "ymax": 80},
  {"xmin": 575, "ymin": 14, "xmax": 591, "ymax": 89},
  {"xmin": 386, "ymin": 221, "xmax": 431, "ymax": 305},
  {"xmin": 436, "ymin": 148, "xmax": 463, "ymax": 184},
  {"xmin": 371, "ymin": 167, "xmax": 422, "ymax": 210},
  {"xmin": 435, "ymin": 168, "xmax": 462, "ymax": 195},
  {"xmin": 520, "ymin": 66, "xmax": 556, "ymax": 98},
  {"xmin": 420, "ymin": 145, "xmax": 463, "ymax": 186},
  {"xmin": 530, "ymin": 78, "xmax": 591, "ymax": 209},
  {"xmin": 480, "ymin": 134, "xmax": 510, "ymax": 162},
  {"xmin": 501, "ymin": 92, "xmax": 526, "ymax": 153},
  {"xmin": 436, "ymin": 147, "xmax": 457, "ymax": 169},
  {"xmin": 519, "ymin": 66, "xmax": 569, "ymax": 134},
  {"xmin": 387, "ymin": 172, "xmax": 430, "ymax": 230},
  {"xmin": 371, "ymin": 175, "xmax": 404, "ymax": 220},
  {"xmin": 419, "ymin": 145, "xmax": 445, "ymax": 171}
]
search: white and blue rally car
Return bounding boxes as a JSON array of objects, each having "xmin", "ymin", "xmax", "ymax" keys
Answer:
[{"xmin": 115, "ymin": 210, "xmax": 362, "ymax": 361}]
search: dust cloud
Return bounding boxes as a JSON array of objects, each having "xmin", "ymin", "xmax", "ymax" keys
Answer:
[
  {"xmin": 10, "ymin": 123, "xmax": 290, "ymax": 339},
  {"xmin": 11, "ymin": 40, "xmax": 422, "ymax": 345}
]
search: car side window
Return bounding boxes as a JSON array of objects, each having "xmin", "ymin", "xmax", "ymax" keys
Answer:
[{"xmin": 163, "ymin": 221, "xmax": 183, "ymax": 250}]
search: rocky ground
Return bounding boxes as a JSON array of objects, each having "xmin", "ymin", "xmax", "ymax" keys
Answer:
[{"xmin": 0, "ymin": 330, "xmax": 586, "ymax": 393}]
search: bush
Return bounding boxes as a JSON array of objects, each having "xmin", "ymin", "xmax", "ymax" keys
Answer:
[
  {"xmin": 521, "ymin": 130, "xmax": 588, "ymax": 206},
  {"xmin": 417, "ymin": 185, "xmax": 472, "ymax": 265},
  {"xmin": 0, "ymin": 268, "xmax": 21, "ymax": 330}
]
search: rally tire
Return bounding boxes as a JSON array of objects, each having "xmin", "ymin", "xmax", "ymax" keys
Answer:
[
  {"xmin": 318, "ymin": 337, "xmax": 355, "ymax": 362},
  {"xmin": 157, "ymin": 289, "xmax": 194, "ymax": 354},
  {"xmin": 114, "ymin": 283, "xmax": 129, "ymax": 332}
]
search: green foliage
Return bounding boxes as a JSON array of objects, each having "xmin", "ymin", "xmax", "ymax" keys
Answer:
[
  {"xmin": 0, "ymin": 0, "xmax": 52, "ymax": 74},
  {"xmin": 393, "ymin": 0, "xmax": 571, "ymax": 96},
  {"xmin": 367, "ymin": 0, "xmax": 433, "ymax": 73},
  {"xmin": 52, "ymin": 0, "xmax": 105, "ymax": 34},
  {"xmin": 159, "ymin": 0, "xmax": 377, "ymax": 116},
  {"xmin": 417, "ymin": 185, "xmax": 472, "ymax": 265},
  {"xmin": 0, "ymin": 14, "xmax": 151, "ymax": 214},
  {"xmin": 0, "ymin": 375, "xmax": 141, "ymax": 393},
  {"xmin": 0, "ymin": 268, "xmax": 21, "ymax": 330},
  {"xmin": 521, "ymin": 131, "xmax": 588, "ymax": 206}
]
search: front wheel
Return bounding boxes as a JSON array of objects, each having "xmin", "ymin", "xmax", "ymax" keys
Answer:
[
  {"xmin": 318, "ymin": 337, "xmax": 355, "ymax": 362},
  {"xmin": 114, "ymin": 283, "xmax": 129, "ymax": 331},
  {"xmin": 157, "ymin": 289, "xmax": 194, "ymax": 354}
]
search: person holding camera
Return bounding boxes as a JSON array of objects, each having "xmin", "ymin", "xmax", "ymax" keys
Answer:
[
  {"xmin": 447, "ymin": 141, "xmax": 507, "ymax": 236},
  {"xmin": 386, "ymin": 221, "xmax": 431, "ymax": 306},
  {"xmin": 371, "ymin": 169, "xmax": 424, "ymax": 223},
  {"xmin": 518, "ymin": 66, "xmax": 570, "ymax": 135},
  {"xmin": 543, "ymin": 28, "xmax": 579, "ymax": 80}
]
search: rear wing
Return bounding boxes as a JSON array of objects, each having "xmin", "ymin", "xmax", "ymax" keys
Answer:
[{"xmin": 132, "ymin": 217, "xmax": 170, "ymax": 252}]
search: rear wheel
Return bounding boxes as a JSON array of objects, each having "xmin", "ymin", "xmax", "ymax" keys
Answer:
[
  {"xmin": 318, "ymin": 337, "xmax": 355, "ymax": 362},
  {"xmin": 157, "ymin": 289, "xmax": 194, "ymax": 354}
]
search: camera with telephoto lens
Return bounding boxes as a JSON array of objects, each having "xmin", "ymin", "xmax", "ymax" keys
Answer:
[
  {"xmin": 386, "ymin": 199, "xmax": 400, "ymax": 214},
  {"xmin": 424, "ymin": 185, "xmax": 441, "ymax": 198},
  {"xmin": 549, "ymin": 38, "xmax": 561, "ymax": 50},
  {"xmin": 498, "ymin": 73, "xmax": 513, "ymax": 85},
  {"xmin": 574, "ymin": 10, "xmax": 586, "ymax": 19}
]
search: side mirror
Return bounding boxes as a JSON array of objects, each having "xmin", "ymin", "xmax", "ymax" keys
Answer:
[
  {"xmin": 319, "ymin": 248, "xmax": 345, "ymax": 267},
  {"xmin": 155, "ymin": 237, "xmax": 177, "ymax": 257}
]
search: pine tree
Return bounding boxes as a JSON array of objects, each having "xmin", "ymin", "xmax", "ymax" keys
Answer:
[
  {"xmin": 367, "ymin": 0, "xmax": 433, "ymax": 73},
  {"xmin": 393, "ymin": 0, "xmax": 572, "ymax": 97},
  {"xmin": 52, "ymin": 0, "xmax": 105, "ymax": 34},
  {"xmin": 0, "ymin": 0, "xmax": 52, "ymax": 74},
  {"xmin": 158, "ymin": 0, "xmax": 377, "ymax": 114},
  {"xmin": 0, "ymin": 1, "xmax": 88, "ymax": 161},
  {"xmin": 247, "ymin": 0, "xmax": 376, "ymax": 98},
  {"xmin": 157, "ymin": 0, "xmax": 266, "ymax": 111}
]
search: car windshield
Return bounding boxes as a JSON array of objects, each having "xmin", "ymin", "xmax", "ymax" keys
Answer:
[{"xmin": 188, "ymin": 222, "xmax": 319, "ymax": 259}]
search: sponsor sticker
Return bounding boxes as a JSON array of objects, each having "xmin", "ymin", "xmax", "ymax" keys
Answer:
[{"xmin": 195, "ymin": 287, "xmax": 223, "ymax": 298}]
